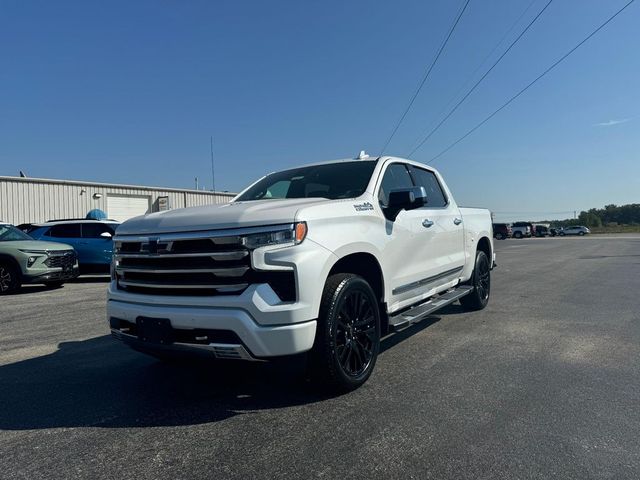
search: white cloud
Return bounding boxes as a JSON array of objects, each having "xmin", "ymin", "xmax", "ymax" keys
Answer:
[{"xmin": 594, "ymin": 118, "xmax": 633, "ymax": 127}]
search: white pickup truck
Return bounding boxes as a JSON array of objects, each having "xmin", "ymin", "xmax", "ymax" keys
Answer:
[{"xmin": 108, "ymin": 155, "xmax": 494, "ymax": 391}]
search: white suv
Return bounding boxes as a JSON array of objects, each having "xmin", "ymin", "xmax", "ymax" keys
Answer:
[{"xmin": 560, "ymin": 226, "xmax": 590, "ymax": 236}]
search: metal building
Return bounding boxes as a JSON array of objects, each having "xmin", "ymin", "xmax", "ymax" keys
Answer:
[{"xmin": 0, "ymin": 175, "xmax": 236, "ymax": 225}]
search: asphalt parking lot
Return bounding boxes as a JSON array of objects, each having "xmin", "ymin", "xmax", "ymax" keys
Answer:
[{"xmin": 1, "ymin": 235, "xmax": 639, "ymax": 480}]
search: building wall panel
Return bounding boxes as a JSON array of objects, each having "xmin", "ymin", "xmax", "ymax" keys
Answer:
[{"xmin": 0, "ymin": 177, "xmax": 235, "ymax": 225}]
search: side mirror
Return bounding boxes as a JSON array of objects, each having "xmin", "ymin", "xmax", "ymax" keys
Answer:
[
  {"xmin": 100, "ymin": 232, "xmax": 113, "ymax": 238},
  {"xmin": 385, "ymin": 187, "xmax": 427, "ymax": 221}
]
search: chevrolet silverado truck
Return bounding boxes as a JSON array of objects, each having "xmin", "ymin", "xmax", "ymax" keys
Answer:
[{"xmin": 108, "ymin": 155, "xmax": 494, "ymax": 391}]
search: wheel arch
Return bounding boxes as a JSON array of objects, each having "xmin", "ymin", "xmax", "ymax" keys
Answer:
[
  {"xmin": 476, "ymin": 236, "xmax": 492, "ymax": 265},
  {"xmin": 326, "ymin": 252, "xmax": 387, "ymax": 332},
  {"xmin": 0, "ymin": 254, "xmax": 22, "ymax": 273}
]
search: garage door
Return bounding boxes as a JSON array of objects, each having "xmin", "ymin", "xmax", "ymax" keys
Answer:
[{"xmin": 107, "ymin": 195, "xmax": 150, "ymax": 222}]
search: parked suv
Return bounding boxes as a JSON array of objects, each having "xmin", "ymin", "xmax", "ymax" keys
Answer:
[
  {"xmin": 560, "ymin": 226, "xmax": 590, "ymax": 236},
  {"xmin": 492, "ymin": 223, "xmax": 512, "ymax": 240},
  {"xmin": 0, "ymin": 222, "xmax": 78, "ymax": 294},
  {"xmin": 511, "ymin": 222, "xmax": 532, "ymax": 239},
  {"xmin": 28, "ymin": 219, "xmax": 120, "ymax": 273}
]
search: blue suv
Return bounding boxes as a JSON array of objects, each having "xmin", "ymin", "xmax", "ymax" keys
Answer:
[{"xmin": 28, "ymin": 220, "xmax": 120, "ymax": 273}]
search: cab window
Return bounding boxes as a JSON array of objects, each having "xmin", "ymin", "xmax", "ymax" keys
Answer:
[
  {"xmin": 408, "ymin": 166, "xmax": 448, "ymax": 208},
  {"xmin": 378, "ymin": 164, "xmax": 413, "ymax": 206}
]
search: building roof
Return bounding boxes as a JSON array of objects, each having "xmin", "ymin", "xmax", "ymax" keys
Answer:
[{"xmin": 0, "ymin": 175, "xmax": 236, "ymax": 196}]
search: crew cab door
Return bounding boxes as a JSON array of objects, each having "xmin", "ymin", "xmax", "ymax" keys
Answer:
[
  {"xmin": 407, "ymin": 165, "xmax": 465, "ymax": 281},
  {"xmin": 378, "ymin": 162, "xmax": 465, "ymax": 311}
]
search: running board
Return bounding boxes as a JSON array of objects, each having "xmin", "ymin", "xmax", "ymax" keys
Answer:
[{"xmin": 388, "ymin": 286, "xmax": 474, "ymax": 332}]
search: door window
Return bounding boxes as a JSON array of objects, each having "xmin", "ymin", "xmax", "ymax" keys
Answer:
[
  {"xmin": 48, "ymin": 224, "xmax": 81, "ymax": 238},
  {"xmin": 378, "ymin": 164, "xmax": 414, "ymax": 206},
  {"xmin": 408, "ymin": 166, "xmax": 447, "ymax": 208},
  {"xmin": 82, "ymin": 223, "xmax": 115, "ymax": 238}
]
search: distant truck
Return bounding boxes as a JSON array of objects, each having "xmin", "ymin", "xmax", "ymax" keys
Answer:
[{"xmin": 108, "ymin": 155, "xmax": 495, "ymax": 391}]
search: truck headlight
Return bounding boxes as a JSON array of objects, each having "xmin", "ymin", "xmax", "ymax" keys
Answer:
[{"xmin": 241, "ymin": 222, "xmax": 307, "ymax": 250}]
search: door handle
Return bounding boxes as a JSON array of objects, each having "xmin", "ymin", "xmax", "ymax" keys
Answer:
[
  {"xmin": 453, "ymin": 218, "xmax": 462, "ymax": 225},
  {"xmin": 422, "ymin": 219, "xmax": 434, "ymax": 228}
]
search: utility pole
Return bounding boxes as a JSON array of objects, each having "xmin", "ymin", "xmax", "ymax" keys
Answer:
[
  {"xmin": 195, "ymin": 177, "xmax": 199, "ymax": 190},
  {"xmin": 210, "ymin": 136, "xmax": 216, "ymax": 192},
  {"xmin": 574, "ymin": 210, "xmax": 577, "ymax": 219}
]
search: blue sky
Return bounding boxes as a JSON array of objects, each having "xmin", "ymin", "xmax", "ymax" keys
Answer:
[{"xmin": 1, "ymin": 0, "xmax": 638, "ymax": 221}]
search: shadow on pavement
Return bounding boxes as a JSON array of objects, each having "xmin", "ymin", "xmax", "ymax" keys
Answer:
[
  {"xmin": 0, "ymin": 305, "xmax": 456, "ymax": 431},
  {"xmin": 0, "ymin": 336, "xmax": 323, "ymax": 430}
]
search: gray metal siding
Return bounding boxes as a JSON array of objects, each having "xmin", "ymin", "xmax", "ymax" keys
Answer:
[{"xmin": 0, "ymin": 177, "xmax": 235, "ymax": 225}]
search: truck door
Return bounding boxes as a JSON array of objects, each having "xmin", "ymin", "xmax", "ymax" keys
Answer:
[
  {"xmin": 407, "ymin": 165, "xmax": 465, "ymax": 284},
  {"xmin": 377, "ymin": 163, "xmax": 435, "ymax": 303}
]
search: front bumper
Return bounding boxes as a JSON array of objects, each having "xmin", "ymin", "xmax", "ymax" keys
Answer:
[
  {"xmin": 23, "ymin": 267, "xmax": 79, "ymax": 284},
  {"xmin": 107, "ymin": 297, "xmax": 317, "ymax": 359}
]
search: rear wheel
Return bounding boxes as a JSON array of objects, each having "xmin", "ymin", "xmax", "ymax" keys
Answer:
[
  {"xmin": 309, "ymin": 273, "xmax": 380, "ymax": 393},
  {"xmin": 0, "ymin": 262, "xmax": 20, "ymax": 295},
  {"xmin": 513, "ymin": 231, "xmax": 522, "ymax": 239},
  {"xmin": 460, "ymin": 250, "xmax": 491, "ymax": 311},
  {"xmin": 495, "ymin": 232, "xmax": 504, "ymax": 240},
  {"xmin": 579, "ymin": 231, "xmax": 585, "ymax": 236}
]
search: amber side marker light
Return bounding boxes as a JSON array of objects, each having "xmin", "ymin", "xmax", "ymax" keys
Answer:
[{"xmin": 295, "ymin": 222, "xmax": 308, "ymax": 244}]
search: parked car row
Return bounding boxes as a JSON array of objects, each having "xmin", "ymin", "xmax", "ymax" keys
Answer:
[
  {"xmin": 492, "ymin": 223, "xmax": 591, "ymax": 240},
  {"xmin": 1, "ymin": 219, "xmax": 120, "ymax": 294}
]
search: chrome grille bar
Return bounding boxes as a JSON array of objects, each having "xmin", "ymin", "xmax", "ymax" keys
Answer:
[
  {"xmin": 118, "ymin": 280, "xmax": 248, "ymax": 291},
  {"xmin": 116, "ymin": 266, "xmax": 249, "ymax": 277},
  {"xmin": 115, "ymin": 250, "xmax": 248, "ymax": 261}
]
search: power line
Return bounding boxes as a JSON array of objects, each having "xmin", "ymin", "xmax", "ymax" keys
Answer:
[
  {"xmin": 428, "ymin": 0, "xmax": 636, "ymax": 165},
  {"xmin": 379, "ymin": 0, "xmax": 471, "ymax": 155},
  {"xmin": 408, "ymin": 0, "xmax": 555, "ymax": 157},
  {"xmin": 406, "ymin": 0, "xmax": 538, "ymax": 155}
]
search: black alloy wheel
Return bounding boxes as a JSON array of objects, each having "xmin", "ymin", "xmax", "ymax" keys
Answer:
[
  {"xmin": 335, "ymin": 288, "xmax": 377, "ymax": 377},
  {"xmin": 460, "ymin": 250, "xmax": 491, "ymax": 311},
  {"xmin": 310, "ymin": 273, "xmax": 381, "ymax": 392},
  {"xmin": 0, "ymin": 263, "xmax": 19, "ymax": 294}
]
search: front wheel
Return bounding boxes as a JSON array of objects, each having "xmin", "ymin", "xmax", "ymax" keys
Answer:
[
  {"xmin": 460, "ymin": 250, "xmax": 491, "ymax": 311},
  {"xmin": 514, "ymin": 231, "xmax": 522, "ymax": 239},
  {"xmin": 309, "ymin": 273, "xmax": 381, "ymax": 393},
  {"xmin": 0, "ymin": 262, "xmax": 20, "ymax": 295},
  {"xmin": 579, "ymin": 232, "xmax": 585, "ymax": 236}
]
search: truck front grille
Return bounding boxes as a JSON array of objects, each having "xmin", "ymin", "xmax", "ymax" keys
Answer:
[
  {"xmin": 114, "ymin": 230, "xmax": 296, "ymax": 300},
  {"xmin": 44, "ymin": 251, "xmax": 76, "ymax": 269}
]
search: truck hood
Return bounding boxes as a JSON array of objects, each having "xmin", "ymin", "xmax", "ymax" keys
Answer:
[{"xmin": 116, "ymin": 198, "xmax": 330, "ymax": 235}]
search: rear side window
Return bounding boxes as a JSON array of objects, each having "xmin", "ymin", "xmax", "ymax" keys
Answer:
[
  {"xmin": 48, "ymin": 224, "xmax": 81, "ymax": 238},
  {"xmin": 378, "ymin": 164, "xmax": 414, "ymax": 206},
  {"xmin": 82, "ymin": 223, "xmax": 115, "ymax": 238},
  {"xmin": 408, "ymin": 166, "xmax": 447, "ymax": 208}
]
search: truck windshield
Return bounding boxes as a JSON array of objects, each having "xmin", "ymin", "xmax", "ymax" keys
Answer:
[
  {"xmin": 235, "ymin": 161, "xmax": 377, "ymax": 201},
  {"xmin": 0, "ymin": 225, "xmax": 33, "ymax": 241}
]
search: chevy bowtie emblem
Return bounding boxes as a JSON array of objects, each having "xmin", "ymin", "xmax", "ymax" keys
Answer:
[{"xmin": 147, "ymin": 238, "xmax": 159, "ymax": 254}]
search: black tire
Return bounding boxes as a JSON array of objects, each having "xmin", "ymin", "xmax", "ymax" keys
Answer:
[
  {"xmin": 44, "ymin": 281, "xmax": 65, "ymax": 289},
  {"xmin": 0, "ymin": 262, "xmax": 21, "ymax": 295},
  {"xmin": 495, "ymin": 232, "xmax": 504, "ymax": 240},
  {"xmin": 460, "ymin": 250, "xmax": 491, "ymax": 312},
  {"xmin": 309, "ymin": 273, "xmax": 381, "ymax": 393},
  {"xmin": 579, "ymin": 231, "xmax": 585, "ymax": 236},
  {"xmin": 513, "ymin": 231, "xmax": 522, "ymax": 239}
]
